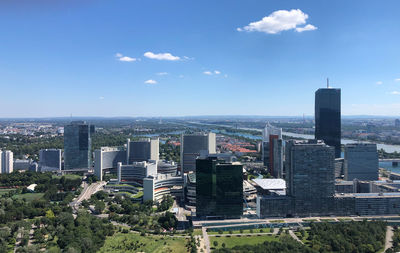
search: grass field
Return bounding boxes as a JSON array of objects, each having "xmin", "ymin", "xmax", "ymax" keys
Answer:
[
  {"xmin": 13, "ymin": 193, "xmax": 45, "ymax": 202},
  {"xmin": 269, "ymin": 220, "xmax": 285, "ymax": 223},
  {"xmin": 303, "ymin": 219, "xmax": 318, "ymax": 222},
  {"xmin": 210, "ymin": 234, "xmax": 279, "ymax": 250},
  {"xmin": 98, "ymin": 233, "xmax": 189, "ymax": 253},
  {"xmin": 338, "ymin": 218, "xmax": 353, "ymax": 222},
  {"xmin": 319, "ymin": 218, "xmax": 336, "ymax": 222},
  {"xmin": 193, "ymin": 229, "xmax": 203, "ymax": 236},
  {"xmin": 294, "ymin": 230, "xmax": 310, "ymax": 244},
  {"xmin": 208, "ymin": 228, "xmax": 273, "ymax": 235}
]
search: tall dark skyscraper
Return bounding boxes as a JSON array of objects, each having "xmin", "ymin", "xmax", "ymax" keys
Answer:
[
  {"xmin": 64, "ymin": 121, "xmax": 92, "ymax": 170},
  {"xmin": 196, "ymin": 154, "xmax": 243, "ymax": 219},
  {"xmin": 315, "ymin": 87, "xmax": 341, "ymax": 158}
]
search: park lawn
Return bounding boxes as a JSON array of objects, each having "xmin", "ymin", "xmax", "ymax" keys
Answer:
[
  {"xmin": 194, "ymin": 229, "xmax": 203, "ymax": 236},
  {"xmin": 98, "ymin": 233, "xmax": 188, "ymax": 253},
  {"xmin": 338, "ymin": 218, "xmax": 353, "ymax": 222},
  {"xmin": 319, "ymin": 218, "xmax": 336, "ymax": 222},
  {"xmin": 210, "ymin": 234, "xmax": 279, "ymax": 250},
  {"xmin": 294, "ymin": 230, "xmax": 310, "ymax": 244},
  {"xmin": 13, "ymin": 193, "xmax": 44, "ymax": 202},
  {"xmin": 303, "ymin": 219, "xmax": 318, "ymax": 222},
  {"xmin": 208, "ymin": 228, "xmax": 272, "ymax": 235},
  {"xmin": 269, "ymin": 220, "xmax": 285, "ymax": 223}
]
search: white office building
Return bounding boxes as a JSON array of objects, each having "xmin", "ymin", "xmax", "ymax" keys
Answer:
[
  {"xmin": 117, "ymin": 161, "xmax": 157, "ymax": 184},
  {"xmin": 1, "ymin": 150, "xmax": 13, "ymax": 174},
  {"xmin": 94, "ymin": 147, "xmax": 126, "ymax": 181}
]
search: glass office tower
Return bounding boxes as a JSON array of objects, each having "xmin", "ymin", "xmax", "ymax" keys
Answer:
[
  {"xmin": 285, "ymin": 140, "xmax": 335, "ymax": 216},
  {"xmin": 315, "ymin": 88, "xmax": 341, "ymax": 158},
  {"xmin": 64, "ymin": 121, "xmax": 92, "ymax": 170},
  {"xmin": 196, "ymin": 155, "xmax": 243, "ymax": 219}
]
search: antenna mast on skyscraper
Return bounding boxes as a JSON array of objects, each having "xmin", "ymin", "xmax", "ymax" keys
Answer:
[{"xmin": 327, "ymin": 78, "xmax": 330, "ymax": 88}]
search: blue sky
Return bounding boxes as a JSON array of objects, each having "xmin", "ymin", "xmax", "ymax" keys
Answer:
[{"xmin": 1, "ymin": 0, "xmax": 400, "ymax": 117}]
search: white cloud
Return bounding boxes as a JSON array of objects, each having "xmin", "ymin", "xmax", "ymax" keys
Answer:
[
  {"xmin": 183, "ymin": 56, "xmax": 194, "ymax": 60},
  {"xmin": 237, "ymin": 9, "xmax": 317, "ymax": 34},
  {"xmin": 390, "ymin": 91, "xmax": 400, "ymax": 95},
  {"xmin": 204, "ymin": 70, "xmax": 225, "ymax": 76},
  {"xmin": 157, "ymin": 72, "xmax": 169, "ymax": 76},
  {"xmin": 99, "ymin": 96, "xmax": 104, "ymax": 100},
  {"xmin": 115, "ymin": 53, "xmax": 138, "ymax": 62},
  {"xmin": 145, "ymin": 79, "xmax": 157, "ymax": 84},
  {"xmin": 295, "ymin": 24, "xmax": 317, "ymax": 32},
  {"xmin": 376, "ymin": 81, "xmax": 383, "ymax": 85},
  {"xmin": 395, "ymin": 78, "xmax": 400, "ymax": 82},
  {"xmin": 119, "ymin": 56, "xmax": 137, "ymax": 62},
  {"xmin": 144, "ymin": 52, "xmax": 180, "ymax": 61}
]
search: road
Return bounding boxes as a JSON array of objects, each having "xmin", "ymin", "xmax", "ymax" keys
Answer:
[
  {"xmin": 288, "ymin": 229, "xmax": 303, "ymax": 244},
  {"xmin": 385, "ymin": 226, "xmax": 394, "ymax": 251},
  {"xmin": 70, "ymin": 181, "xmax": 106, "ymax": 211},
  {"xmin": 202, "ymin": 227, "xmax": 211, "ymax": 253}
]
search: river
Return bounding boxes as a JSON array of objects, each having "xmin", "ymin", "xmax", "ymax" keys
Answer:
[{"xmin": 187, "ymin": 121, "xmax": 400, "ymax": 153}]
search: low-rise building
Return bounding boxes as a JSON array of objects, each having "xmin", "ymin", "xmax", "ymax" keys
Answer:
[
  {"xmin": 143, "ymin": 174, "xmax": 183, "ymax": 203},
  {"xmin": 117, "ymin": 161, "xmax": 157, "ymax": 184}
]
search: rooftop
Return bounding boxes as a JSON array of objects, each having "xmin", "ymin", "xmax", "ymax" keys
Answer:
[{"xmin": 252, "ymin": 178, "xmax": 286, "ymax": 190}]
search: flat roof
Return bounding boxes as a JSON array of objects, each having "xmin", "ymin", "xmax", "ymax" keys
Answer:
[
  {"xmin": 336, "ymin": 192, "xmax": 400, "ymax": 198},
  {"xmin": 252, "ymin": 178, "xmax": 286, "ymax": 190}
]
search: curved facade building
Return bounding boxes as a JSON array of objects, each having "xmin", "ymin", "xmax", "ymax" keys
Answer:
[
  {"xmin": 117, "ymin": 161, "xmax": 157, "ymax": 184},
  {"xmin": 143, "ymin": 174, "xmax": 183, "ymax": 203},
  {"xmin": 157, "ymin": 161, "xmax": 178, "ymax": 174}
]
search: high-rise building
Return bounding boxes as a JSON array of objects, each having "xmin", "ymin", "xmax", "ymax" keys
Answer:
[
  {"xmin": 39, "ymin": 149, "xmax": 62, "ymax": 172},
  {"xmin": 1, "ymin": 150, "xmax": 14, "ymax": 174},
  {"xmin": 94, "ymin": 147, "xmax": 126, "ymax": 181},
  {"xmin": 395, "ymin": 119, "xmax": 400, "ymax": 128},
  {"xmin": 262, "ymin": 124, "xmax": 283, "ymax": 177},
  {"xmin": 315, "ymin": 87, "xmax": 341, "ymax": 158},
  {"xmin": 344, "ymin": 143, "xmax": 378, "ymax": 181},
  {"xmin": 285, "ymin": 140, "xmax": 335, "ymax": 216},
  {"xmin": 196, "ymin": 154, "xmax": 243, "ymax": 219},
  {"xmin": 181, "ymin": 133, "xmax": 216, "ymax": 175},
  {"xmin": 64, "ymin": 121, "xmax": 92, "ymax": 170},
  {"xmin": 126, "ymin": 138, "xmax": 159, "ymax": 164}
]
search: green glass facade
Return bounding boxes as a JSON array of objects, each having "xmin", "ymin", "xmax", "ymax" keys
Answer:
[{"xmin": 196, "ymin": 157, "xmax": 243, "ymax": 219}]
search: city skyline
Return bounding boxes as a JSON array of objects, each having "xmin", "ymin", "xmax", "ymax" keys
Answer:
[{"xmin": 1, "ymin": 0, "xmax": 400, "ymax": 117}]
